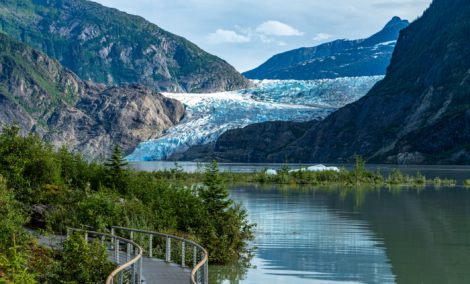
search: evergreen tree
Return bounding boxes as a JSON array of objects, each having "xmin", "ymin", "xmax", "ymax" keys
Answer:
[
  {"xmin": 105, "ymin": 142, "xmax": 129, "ymax": 189},
  {"xmin": 353, "ymin": 154, "xmax": 365, "ymax": 184},
  {"xmin": 200, "ymin": 160, "xmax": 233, "ymax": 216}
]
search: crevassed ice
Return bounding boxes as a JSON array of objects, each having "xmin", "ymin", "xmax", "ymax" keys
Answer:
[{"xmin": 126, "ymin": 76, "xmax": 384, "ymax": 161}]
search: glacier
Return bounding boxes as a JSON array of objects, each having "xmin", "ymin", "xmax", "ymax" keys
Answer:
[{"xmin": 126, "ymin": 76, "xmax": 384, "ymax": 161}]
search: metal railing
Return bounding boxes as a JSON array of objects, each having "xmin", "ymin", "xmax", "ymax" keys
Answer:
[
  {"xmin": 67, "ymin": 227, "xmax": 143, "ymax": 284},
  {"xmin": 110, "ymin": 226, "xmax": 209, "ymax": 284},
  {"xmin": 70, "ymin": 225, "xmax": 209, "ymax": 284}
]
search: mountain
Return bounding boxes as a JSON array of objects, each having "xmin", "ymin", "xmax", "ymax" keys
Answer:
[
  {"xmin": 243, "ymin": 17, "xmax": 409, "ymax": 80},
  {"xmin": 0, "ymin": 0, "xmax": 253, "ymax": 93},
  {"xmin": 242, "ymin": 39, "xmax": 363, "ymax": 79},
  {"xmin": 198, "ymin": 0, "xmax": 470, "ymax": 165},
  {"xmin": 0, "ymin": 32, "xmax": 185, "ymax": 159}
]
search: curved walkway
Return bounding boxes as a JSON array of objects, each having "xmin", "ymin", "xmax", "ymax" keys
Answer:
[
  {"xmin": 114, "ymin": 249, "xmax": 192, "ymax": 284},
  {"xmin": 27, "ymin": 228, "xmax": 194, "ymax": 284}
]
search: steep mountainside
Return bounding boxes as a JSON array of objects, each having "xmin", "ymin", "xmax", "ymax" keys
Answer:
[
  {"xmin": 0, "ymin": 32, "xmax": 184, "ymax": 159},
  {"xmin": 204, "ymin": 0, "xmax": 470, "ymax": 165},
  {"xmin": 0, "ymin": 0, "xmax": 253, "ymax": 93},
  {"xmin": 245, "ymin": 17, "xmax": 409, "ymax": 80},
  {"xmin": 242, "ymin": 39, "xmax": 363, "ymax": 79}
]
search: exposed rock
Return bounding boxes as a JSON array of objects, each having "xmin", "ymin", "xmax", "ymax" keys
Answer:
[
  {"xmin": 172, "ymin": 121, "xmax": 319, "ymax": 163},
  {"xmin": 29, "ymin": 204, "xmax": 63, "ymax": 228},
  {"xmin": 387, "ymin": 152, "xmax": 426, "ymax": 165},
  {"xmin": 0, "ymin": 33, "xmax": 185, "ymax": 159}
]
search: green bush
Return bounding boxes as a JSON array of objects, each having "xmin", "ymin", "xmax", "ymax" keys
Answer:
[
  {"xmin": 35, "ymin": 232, "xmax": 115, "ymax": 284},
  {"xmin": 0, "ymin": 124, "xmax": 255, "ymax": 265}
]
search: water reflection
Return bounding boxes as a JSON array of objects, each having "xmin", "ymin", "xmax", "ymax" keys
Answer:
[{"xmin": 211, "ymin": 185, "xmax": 470, "ymax": 284}]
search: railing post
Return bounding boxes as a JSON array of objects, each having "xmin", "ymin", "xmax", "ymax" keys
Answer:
[
  {"xmin": 193, "ymin": 246, "xmax": 198, "ymax": 282},
  {"xmin": 138, "ymin": 256, "xmax": 142, "ymax": 284},
  {"xmin": 193, "ymin": 246, "xmax": 197, "ymax": 268},
  {"xmin": 204, "ymin": 258, "xmax": 208, "ymax": 284},
  {"xmin": 131, "ymin": 259, "xmax": 135, "ymax": 284},
  {"xmin": 66, "ymin": 229, "xmax": 70, "ymax": 240},
  {"xmin": 118, "ymin": 270, "xmax": 123, "ymax": 284},
  {"xmin": 166, "ymin": 236, "xmax": 171, "ymax": 263},
  {"xmin": 84, "ymin": 231, "xmax": 88, "ymax": 242},
  {"xmin": 111, "ymin": 228, "xmax": 114, "ymax": 245},
  {"xmin": 181, "ymin": 242, "xmax": 186, "ymax": 267},
  {"xmin": 114, "ymin": 238, "xmax": 119, "ymax": 265},
  {"xmin": 135, "ymin": 254, "xmax": 140, "ymax": 284},
  {"xmin": 149, "ymin": 234, "xmax": 153, "ymax": 258}
]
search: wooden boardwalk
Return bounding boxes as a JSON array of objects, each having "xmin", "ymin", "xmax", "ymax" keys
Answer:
[{"xmin": 31, "ymin": 230, "xmax": 192, "ymax": 284}]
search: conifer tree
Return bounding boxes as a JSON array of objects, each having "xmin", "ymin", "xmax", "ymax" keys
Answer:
[
  {"xmin": 200, "ymin": 160, "xmax": 233, "ymax": 216},
  {"xmin": 105, "ymin": 142, "xmax": 129, "ymax": 188}
]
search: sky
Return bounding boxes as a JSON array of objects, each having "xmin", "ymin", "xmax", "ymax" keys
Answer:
[{"xmin": 92, "ymin": 0, "xmax": 432, "ymax": 73}]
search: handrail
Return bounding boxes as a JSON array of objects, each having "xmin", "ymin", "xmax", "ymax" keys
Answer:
[
  {"xmin": 190, "ymin": 247, "xmax": 208, "ymax": 284},
  {"xmin": 110, "ymin": 226, "xmax": 209, "ymax": 284},
  {"xmin": 67, "ymin": 228, "xmax": 143, "ymax": 284}
]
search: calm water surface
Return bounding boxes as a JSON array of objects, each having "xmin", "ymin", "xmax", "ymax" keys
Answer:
[
  {"xmin": 129, "ymin": 162, "xmax": 470, "ymax": 283},
  {"xmin": 211, "ymin": 184, "xmax": 470, "ymax": 284}
]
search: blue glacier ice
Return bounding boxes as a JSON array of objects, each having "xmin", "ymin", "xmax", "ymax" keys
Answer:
[{"xmin": 126, "ymin": 76, "xmax": 384, "ymax": 161}]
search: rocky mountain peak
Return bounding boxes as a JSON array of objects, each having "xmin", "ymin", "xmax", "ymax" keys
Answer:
[{"xmin": 383, "ymin": 16, "xmax": 410, "ymax": 30}]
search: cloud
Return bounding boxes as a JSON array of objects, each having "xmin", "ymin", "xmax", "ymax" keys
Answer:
[
  {"xmin": 259, "ymin": 34, "xmax": 274, "ymax": 43},
  {"xmin": 278, "ymin": 41, "xmax": 287, "ymax": 46},
  {"xmin": 371, "ymin": 1, "xmax": 430, "ymax": 9},
  {"xmin": 255, "ymin": 21, "xmax": 304, "ymax": 36},
  {"xmin": 313, "ymin": 33, "xmax": 332, "ymax": 41},
  {"xmin": 206, "ymin": 29, "xmax": 250, "ymax": 44}
]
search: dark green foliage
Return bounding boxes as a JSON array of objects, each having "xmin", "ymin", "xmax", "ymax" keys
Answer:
[
  {"xmin": 0, "ymin": 174, "xmax": 31, "ymax": 252},
  {"xmin": 35, "ymin": 232, "xmax": 115, "ymax": 284},
  {"xmin": 105, "ymin": 143, "xmax": 129, "ymax": 191},
  {"xmin": 0, "ymin": 123, "xmax": 61, "ymax": 198},
  {"xmin": 196, "ymin": 161, "xmax": 255, "ymax": 263},
  {"xmin": 353, "ymin": 154, "xmax": 366, "ymax": 184},
  {"xmin": 0, "ymin": 124, "xmax": 255, "ymax": 266},
  {"xmin": 200, "ymin": 161, "xmax": 233, "ymax": 216}
]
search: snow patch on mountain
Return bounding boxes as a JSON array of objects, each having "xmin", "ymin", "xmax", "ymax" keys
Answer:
[{"xmin": 126, "ymin": 76, "xmax": 383, "ymax": 161}]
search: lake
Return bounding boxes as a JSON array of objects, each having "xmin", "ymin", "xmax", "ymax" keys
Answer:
[
  {"xmin": 211, "ymin": 184, "xmax": 470, "ymax": 284},
  {"xmin": 129, "ymin": 162, "xmax": 470, "ymax": 283}
]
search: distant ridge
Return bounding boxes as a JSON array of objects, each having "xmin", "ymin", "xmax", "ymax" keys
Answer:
[
  {"xmin": 0, "ymin": 0, "xmax": 253, "ymax": 93},
  {"xmin": 242, "ymin": 39, "xmax": 363, "ymax": 79},
  {"xmin": 243, "ymin": 17, "xmax": 409, "ymax": 80}
]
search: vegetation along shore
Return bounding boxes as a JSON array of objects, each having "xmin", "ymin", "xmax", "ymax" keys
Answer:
[{"xmin": 0, "ymin": 124, "xmax": 468, "ymax": 282}]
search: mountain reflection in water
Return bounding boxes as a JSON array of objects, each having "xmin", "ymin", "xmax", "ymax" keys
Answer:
[{"xmin": 210, "ymin": 184, "xmax": 470, "ymax": 284}]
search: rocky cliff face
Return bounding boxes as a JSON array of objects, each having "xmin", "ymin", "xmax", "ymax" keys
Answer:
[
  {"xmin": 167, "ymin": 121, "xmax": 318, "ymax": 162},
  {"xmin": 242, "ymin": 39, "xmax": 363, "ymax": 79},
  {"xmin": 203, "ymin": 0, "xmax": 470, "ymax": 165},
  {"xmin": 0, "ymin": 32, "xmax": 184, "ymax": 159},
  {"xmin": 244, "ymin": 17, "xmax": 409, "ymax": 80},
  {"xmin": 0, "ymin": 0, "xmax": 253, "ymax": 93}
]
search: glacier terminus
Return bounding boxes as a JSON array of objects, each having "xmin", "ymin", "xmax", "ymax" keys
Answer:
[{"xmin": 126, "ymin": 76, "xmax": 384, "ymax": 161}]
